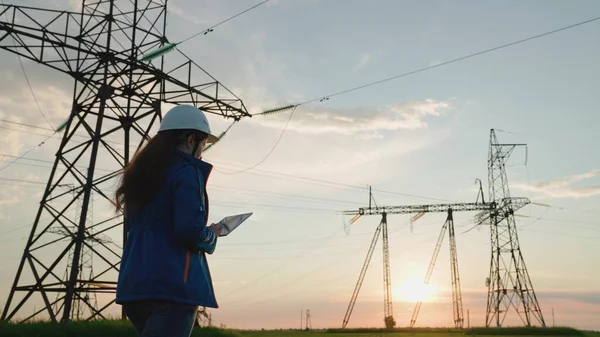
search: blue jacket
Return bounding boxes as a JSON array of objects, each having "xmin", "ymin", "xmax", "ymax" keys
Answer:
[{"xmin": 116, "ymin": 150, "xmax": 218, "ymax": 308}]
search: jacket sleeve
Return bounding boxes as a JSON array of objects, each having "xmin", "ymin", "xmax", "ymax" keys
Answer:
[{"xmin": 171, "ymin": 165, "xmax": 217, "ymax": 254}]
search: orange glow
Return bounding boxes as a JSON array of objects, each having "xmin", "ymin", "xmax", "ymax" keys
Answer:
[{"xmin": 394, "ymin": 279, "xmax": 436, "ymax": 303}]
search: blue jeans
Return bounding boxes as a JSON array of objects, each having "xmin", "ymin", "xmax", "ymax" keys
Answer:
[{"xmin": 123, "ymin": 301, "xmax": 198, "ymax": 337}]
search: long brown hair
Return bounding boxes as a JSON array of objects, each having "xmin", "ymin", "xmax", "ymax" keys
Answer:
[{"xmin": 114, "ymin": 129, "xmax": 205, "ymax": 213}]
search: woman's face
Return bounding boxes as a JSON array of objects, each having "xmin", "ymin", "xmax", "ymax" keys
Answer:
[
  {"xmin": 194, "ymin": 138, "xmax": 207, "ymax": 159},
  {"xmin": 183, "ymin": 133, "xmax": 207, "ymax": 159}
]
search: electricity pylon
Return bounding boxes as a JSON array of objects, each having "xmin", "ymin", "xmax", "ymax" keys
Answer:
[
  {"xmin": 0, "ymin": 1, "xmax": 249, "ymax": 323},
  {"xmin": 305, "ymin": 309, "xmax": 312, "ymax": 330},
  {"xmin": 194, "ymin": 307, "xmax": 212, "ymax": 328},
  {"xmin": 342, "ymin": 189, "xmax": 530, "ymax": 328},
  {"xmin": 409, "ymin": 208, "xmax": 464, "ymax": 328},
  {"xmin": 484, "ymin": 129, "xmax": 545, "ymax": 327},
  {"xmin": 48, "ymin": 190, "xmax": 105, "ymax": 321}
]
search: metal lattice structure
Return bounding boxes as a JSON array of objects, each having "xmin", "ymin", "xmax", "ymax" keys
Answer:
[
  {"xmin": 0, "ymin": 0, "xmax": 249, "ymax": 323},
  {"xmin": 342, "ymin": 130, "xmax": 538, "ymax": 328},
  {"xmin": 342, "ymin": 189, "xmax": 396, "ymax": 329},
  {"xmin": 48, "ymin": 190, "xmax": 101, "ymax": 321},
  {"xmin": 409, "ymin": 208, "xmax": 465, "ymax": 328},
  {"xmin": 341, "ymin": 212, "xmax": 388, "ymax": 328},
  {"xmin": 485, "ymin": 129, "xmax": 545, "ymax": 327},
  {"xmin": 447, "ymin": 209, "xmax": 463, "ymax": 328},
  {"xmin": 305, "ymin": 309, "xmax": 312, "ymax": 330}
]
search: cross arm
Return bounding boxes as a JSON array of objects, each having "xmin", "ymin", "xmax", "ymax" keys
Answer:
[
  {"xmin": 0, "ymin": 4, "xmax": 103, "ymax": 76},
  {"xmin": 346, "ymin": 197, "xmax": 530, "ymax": 216}
]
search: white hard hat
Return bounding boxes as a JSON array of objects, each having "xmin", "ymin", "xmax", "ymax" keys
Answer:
[{"xmin": 158, "ymin": 105, "xmax": 219, "ymax": 143}]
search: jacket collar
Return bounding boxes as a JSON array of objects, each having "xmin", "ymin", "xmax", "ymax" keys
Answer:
[{"xmin": 174, "ymin": 150, "xmax": 213, "ymax": 179}]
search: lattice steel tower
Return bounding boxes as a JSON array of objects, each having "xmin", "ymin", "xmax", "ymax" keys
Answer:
[
  {"xmin": 0, "ymin": 0, "xmax": 249, "ymax": 323},
  {"xmin": 485, "ymin": 129, "xmax": 545, "ymax": 327}
]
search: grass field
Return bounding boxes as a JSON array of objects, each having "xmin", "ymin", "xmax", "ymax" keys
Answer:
[{"xmin": 0, "ymin": 320, "xmax": 597, "ymax": 337}]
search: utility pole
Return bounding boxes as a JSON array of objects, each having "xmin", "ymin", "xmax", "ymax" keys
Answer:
[
  {"xmin": 409, "ymin": 208, "xmax": 465, "ymax": 328},
  {"xmin": 301, "ymin": 309, "xmax": 303, "ymax": 330},
  {"xmin": 0, "ymin": 1, "xmax": 249, "ymax": 323},
  {"xmin": 344, "ymin": 195, "xmax": 530, "ymax": 328},
  {"xmin": 552, "ymin": 308, "xmax": 555, "ymax": 327},
  {"xmin": 447, "ymin": 209, "xmax": 464, "ymax": 329},
  {"xmin": 467, "ymin": 309, "xmax": 470, "ymax": 328},
  {"xmin": 48, "ymin": 190, "xmax": 112, "ymax": 320},
  {"xmin": 344, "ymin": 130, "xmax": 538, "ymax": 329},
  {"xmin": 485, "ymin": 129, "xmax": 545, "ymax": 327}
]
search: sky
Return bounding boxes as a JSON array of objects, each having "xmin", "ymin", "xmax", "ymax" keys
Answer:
[{"xmin": 0, "ymin": 0, "xmax": 599, "ymax": 331}]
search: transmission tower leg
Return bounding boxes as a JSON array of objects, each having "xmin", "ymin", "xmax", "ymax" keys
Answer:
[
  {"xmin": 0, "ymin": 1, "xmax": 249, "ymax": 323},
  {"xmin": 447, "ymin": 209, "xmax": 464, "ymax": 328},
  {"xmin": 485, "ymin": 129, "xmax": 545, "ymax": 327},
  {"xmin": 381, "ymin": 213, "xmax": 395, "ymax": 328},
  {"xmin": 410, "ymin": 213, "xmax": 449, "ymax": 328},
  {"xmin": 342, "ymin": 220, "xmax": 383, "ymax": 328}
]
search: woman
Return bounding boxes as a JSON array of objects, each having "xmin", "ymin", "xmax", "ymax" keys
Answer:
[{"xmin": 115, "ymin": 104, "xmax": 222, "ymax": 337}]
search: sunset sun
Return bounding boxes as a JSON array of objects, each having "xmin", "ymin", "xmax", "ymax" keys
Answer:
[{"xmin": 394, "ymin": 279, "xmax": 436, "ymax": 303}]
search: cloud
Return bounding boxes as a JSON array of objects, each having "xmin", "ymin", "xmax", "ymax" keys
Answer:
[
  {"xmin": 353, "ymin": 53, "xmax": 372, "ymax": 72},
  {"xmin": 514, "ymin": 169, "xmax": 600, "ymax": 199},
  {"xmin": 0, "ymin": 184, "xmax": 28, "ymax": 220},
  {"xmin": 167, "ymin": 1, "xmax": 210, "ymax": 25},
  {"xmin": 252, "ymin": 99, "xmax": 450, "ymax": 136}
]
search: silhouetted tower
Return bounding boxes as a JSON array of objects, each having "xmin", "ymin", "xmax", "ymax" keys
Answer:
[
  {"xmin": 485, "ymin": 129, "xmax": 545, "ymax": 327},
  {"xmin": 447, "ymin": 209, "xmax": 464, "ymax": 329},
  {"xmin": 305, "ymin": 309, "xmax": 312, "ymax": 330},
  {"xmin": 49, "ymin": 190, "xmax": 101, "ymax": 320},
  {"xmin": 195, "ymin": 307, "xmax": 212, "ymax": 327},
  {"xmin": 342, "ymin": 189, "xmax": 395, "ymax": 329},
  {"xmin": 0, "ymin": 1, "xmax": 249, "ymax": 323},
  {"xmin": 345, "ymin": 191, "xmax": 530, "ymax": 328},
  {"xmin": 409, "ymin": 208, "xmax": 464, "ymax": 328}
]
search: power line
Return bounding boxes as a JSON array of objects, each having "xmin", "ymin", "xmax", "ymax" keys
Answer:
[
  {"xmin": 0, "ymin": 121, "xmax": 367, "ymax": 196},
  {"xmin": 0, "ymin": 160, "xmax": 52, "ymax": 170},
  {"xmin": 213, "ymin": 159, "xmax": 363, "ymax": 190},
  {"xmin": 222, "ymin": 232, "xmax": 440, "ymax": 307},
  {"xmin": 0, "ymin": 158, "xmax": 429, "ymax": 208},
  {"xmin": 211, "ymin": 200, "xmax": 339, "ymax": 214},
  {"xmin": 0, "ymin": 133, "xmax": 56, "ymax": 174},
  {"xmin": 0, "ymin": 0, "xmax": 55, "ymax": 132},
  {"xmin": 141, "ymin": 0, "xmax": 271, "ymax": 61},
  {"xmin": 516, "ymin": 214, "xmax": 599, "ymax": 228},
  {"xmin": 0, "ymin": 177, "xmax": 47, "ymax": 185},
  {"xmin": 533, "ymin": 202, "xmax": 600, "ymax": 215},
  {"xmin": 0, "ymin": 157, "xmax": 363, "ymax": 205},
  {"xmin": 0, "ymin": 118, "xmax": 54, "ymax": 132},
  {"xmin": 0, "ymin": 175, "xmax": 343, "ymax": 212},
  {"xmin": 0, "ymin": 153, "xmax": 54, "ymax": 164},
  {"xmin": 211, "ymin": 184, "xmax": 363, "ymax": 206},
  {"xmin": 214, "ymin": 161, "xmax": 457, "ymax": 203},
  {"xmin": 215, "ymin": 106, "xmax": 297, "ymax": 175},
  {"xmin": 0, "ymin": 182, "xmax": 42, "ymax": 189},
  {"xmin": 16, "ymin": 55, "xmax": 55, "ymax": 131},
  {"xmin": 522, "ymin": 228, "xmax": 600, "ymax": 241},
  {"xmin": 255, "ymin": 15, "xmax": 600, "ymax": 115},
  {"xmin": 0, "ymin": 118, "xmax": 135, "ymax": 148},
  {"xmin": 371, "ymin": 187, "xmax": 457, "ymax": 203},
  {"xmin": 0, "ymin": 125, "xmax": 59, "ymax": 138},
  {"xmin": 179, "ymin": 0, "xmax": 270, "ymax": 44},
  {"xmin": 1, "ymin": 115, "xmax": 451, "ymax": 202},
  {"xmin": 0, "ymin": 153, "xmax": 117, "ymax": 173},
  {"xmin": 218, "ymin": 226, "xmax": 344, "ymax": 300}
]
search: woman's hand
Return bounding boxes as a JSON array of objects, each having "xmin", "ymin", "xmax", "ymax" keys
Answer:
[{"xmin": 208, "ymin": 223, "xmax": 223, "ymax": 237}]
